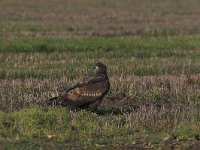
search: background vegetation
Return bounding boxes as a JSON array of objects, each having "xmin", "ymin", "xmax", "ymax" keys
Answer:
[{"xmin": 1, "ymin": 0, "xmax": 200, "ymax": 149}]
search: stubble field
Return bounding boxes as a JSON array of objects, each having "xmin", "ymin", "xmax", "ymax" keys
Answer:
[{"xmin": 1, "ymin": 0, "xmax": 200, "ymax": 149}]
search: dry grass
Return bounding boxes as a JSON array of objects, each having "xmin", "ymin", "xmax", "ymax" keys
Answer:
[
  {"xmin": 2, "ymin": 74, "xmax": 200, "ymax": 131},
  {"xmin": 0, "ymin": 74, "xmax": 200, "ymax": 149},
  {"xmin": 1, "ymin": 0, "xmax": 200, "ymax": 39}
]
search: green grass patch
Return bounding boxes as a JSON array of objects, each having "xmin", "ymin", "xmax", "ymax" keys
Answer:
[
  {"xmin": 0, "ymin": 107, "xmax": 199, "ymax": 149},
  {"xmin": 0, "ymin": 37, "xmax": 200, "ymax": 54},
  {"xmin": 0, "ymin": 108, "xmax": 137, "ymax": 149}
]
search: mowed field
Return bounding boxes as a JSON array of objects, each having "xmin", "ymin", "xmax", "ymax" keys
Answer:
[{"xmin": 1, "ymin": 0, "xmax": 200, "ymax": 149}]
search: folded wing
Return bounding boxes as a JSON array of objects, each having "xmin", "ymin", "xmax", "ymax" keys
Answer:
[{"xmin": 58, "ymin": 76, "xmax": 108, "ymax": 107}]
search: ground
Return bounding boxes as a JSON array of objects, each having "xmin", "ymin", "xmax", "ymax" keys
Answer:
[{"xmin": 0, "ymin": 0, "xmax": 200, "ymax": 149}]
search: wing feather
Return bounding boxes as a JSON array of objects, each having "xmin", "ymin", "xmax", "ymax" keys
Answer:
[
  {"xmin": 59, "ymin": 81, "xmax": 108, "ymax": 107},
  {"xmin": 66, "ymin": 76, "xmax": 105, "ymax": 91}
]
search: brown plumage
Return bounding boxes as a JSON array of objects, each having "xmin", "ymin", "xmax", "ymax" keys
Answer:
[{"xmin": 48, "ymin": 62, "xmax": 110, "ymax": 111}]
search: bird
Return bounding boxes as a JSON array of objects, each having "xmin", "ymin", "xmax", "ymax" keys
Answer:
[{"xmin": 48, "ymin": 62, "xmax": 110, "ymax": 111}]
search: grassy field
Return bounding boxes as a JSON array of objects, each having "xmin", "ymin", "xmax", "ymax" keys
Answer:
[{"xmin": 1, "ymin": 0, "xmax": 200, "ymax": 149}]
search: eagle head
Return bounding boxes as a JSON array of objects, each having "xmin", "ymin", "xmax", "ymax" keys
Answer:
[{"xmin": 93, "ymin": 62, "xmax": 107, "ymax": 74}]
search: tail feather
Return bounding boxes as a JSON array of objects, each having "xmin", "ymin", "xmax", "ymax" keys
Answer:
[{"xmin": 47, "ymin": 96, "xmax": 61, "ymax": 106}]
